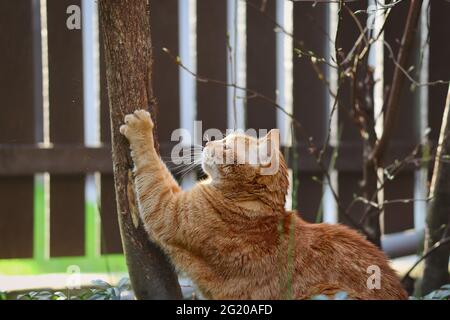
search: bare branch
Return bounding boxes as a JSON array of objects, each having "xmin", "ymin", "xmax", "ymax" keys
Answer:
[{"xmin": 370, "ymin": 0, "xmax": 424, "ymax": 164}]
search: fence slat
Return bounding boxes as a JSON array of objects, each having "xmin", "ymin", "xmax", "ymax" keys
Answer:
[
  {"xmin": 47, "ymin": 0, "xmax": 85, "ymax": 257},
  {"xmin": 151, "ymin": 0, "xmax": 180, "ymax": 161},
  {"xmin": 382, "ymin": 1, "xmax": 418, "ymax": 233},
  {"xmin": 429, "ymin": 1, "xmax": 450, "ymax": 143},
  {"xmin": 197, "ymin": 0, "xmax": 228, "ymax": 133},
  {"xmin": 246, "ymin": 0, "xmax": 277, "ymax": 132},
  {"xmin": 293, "ymin": 2, "xmax": 329, "ymax": 221},
  {"xmin": 337, "ymin": 0, "xmax": 366, "ymax": 225},
  {"xmin": 384, "ymin": 173, "xmax": 414, "ymax": 234},
  {"xmin": 0, "ymin": 0, "xmax": 38, "ymax": 259},
  {"xmin": 99, "ymin": 174, "xmax": 122, "ymax": 254},
  {"xmin": 338, "ymin": 172, "xmax": 365, "ymax": 224}
]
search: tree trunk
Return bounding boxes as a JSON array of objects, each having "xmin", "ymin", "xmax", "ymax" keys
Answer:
[
  {"xmin": 98, "ymin": 0, "xmax": 182, "ymax": 299},
  {"xmin": 422, "ymin": 86, "xmax": 450, "ymax": 294}
]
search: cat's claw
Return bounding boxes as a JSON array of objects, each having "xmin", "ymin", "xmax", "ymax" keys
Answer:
[{"xmin": 120, "ymin": 109, "xmax": 154, "ymax": 141}]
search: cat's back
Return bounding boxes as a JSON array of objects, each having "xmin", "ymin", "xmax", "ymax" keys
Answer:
[{"xmin": 293, "ymin": 217, "xmax": 408, "ymax": 299}]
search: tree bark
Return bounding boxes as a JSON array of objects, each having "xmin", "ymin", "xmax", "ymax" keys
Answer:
[
  {"xmin": 422, "ymin": 86, "xmax": 450, "ymax": 294},
  {"xmin": 98, "ymin": 0, "xmax": 182, "ymax": 299}
]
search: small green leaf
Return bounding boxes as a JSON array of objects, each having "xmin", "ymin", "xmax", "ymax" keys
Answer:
[{"xmin": 53, "ymin": 291, "xmax": 67, "ymax": 300}]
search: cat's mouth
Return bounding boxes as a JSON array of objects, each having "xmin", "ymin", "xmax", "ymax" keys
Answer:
[
  {"xmin": 201, "ymin": 141, "xmax": 230, "ymax": 180},
  {"xmin": 201, "ymin": 146, "xmax": 217, "ymax": 178}
]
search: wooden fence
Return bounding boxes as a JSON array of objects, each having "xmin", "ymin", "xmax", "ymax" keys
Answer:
[{"xmin": 0, "ymin": 0, "xmax": 449, "ymax": 274}]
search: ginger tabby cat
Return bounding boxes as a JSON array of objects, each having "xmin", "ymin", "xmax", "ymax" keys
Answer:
[{"xmin": 120, "ymin": 109, "xmax": 407, "ymax": 300}]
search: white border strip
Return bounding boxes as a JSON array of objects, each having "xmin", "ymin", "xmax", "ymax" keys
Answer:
[
  {"xmin": 414, "ymin": 0, "xmax": 430, "ymax": 231},
  {"xmin": 227, "ymin": 0, "xmax": 246, "ymax": 130},
  {"xmin": 82, "ymin": 0, "xmax": 100, "ymax": 148},
  {"xmin": 368, "ymin": 0, "xmax": 385, "ymax": 234},
  {"xmin": 82, "ymin": 0, "xmax": 101, "ymax": 256},
  {"xmin": 179, "ymin": 0, "xmax": 198, "ymax": 190},
  {"xmin": 323, "ymin": 3, "xmax": 339, "ymax": 224},
  {"xmin": 40, "ymin": 0, "xmax": 50, "ymax": 148},
  {"xmin": 38, "ymin": 0, "xmax": 50, "ymax": 260},
  {"xmin": 276, "ymin": 0, "xmax": 293, "ymax": 147}
]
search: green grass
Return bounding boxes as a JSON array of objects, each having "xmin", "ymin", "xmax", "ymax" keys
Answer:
[
  {"xmin": 0, "ymin": 255, "xmax": 126, "ymax": 275},
  {"xmin": 33, "ymin": 181, "xmax": 47, "ymax": 261}
]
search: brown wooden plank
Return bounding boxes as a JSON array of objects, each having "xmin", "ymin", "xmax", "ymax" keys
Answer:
[
  {"xmin": 294, "ymin": 144, "xmax": 417, "ymax": 172},
  {"xmin": 338, "ymin": 172, "xmax": 365, "ymax": 225},
  {"xmin": 151, "ymin": 0, "xmax": 180, "ymax": 161},
  {"xmin": 99, "ymin": 174, "xmax": 122, "ymax": 254},
  {"xmin": 47, "ymin": 0, "xmax": 85, "ymax": 257},
  {"xmin": 0, "ymin": 143, "xmax": 421, "ymax": 176},
  {"xmin": 99, "ymin": 25, "xmax": 122, "ymax": 254},
  {"xmin": 293, "ymin": 2, "xmax": 329, "ymax": 146},
  {"xmin": 383, "ymin": 1, "xmax": 418, "ymax": 233},
  {"xmin": 383, "ymin": 173, "xmax": 414, "ymax": 234},
  {"xmin": 197, "ymin": 0, "xmax": 228, "ymax": 135},
  {"xmin": 429, "ymin": 2, "xmax": 450, "ymax": 146},
  {"xmin": 0, "ymin": 0, "xmax": 38, "ymax": 259},
  {"xmin": 384, "ymin": 1, "xmax": 416, "ymax": 147},
  {"xmin": 0, "ymin": 177, "xmax": 34, "ymax": 259},
  {"xmin": 246, "ymin": 0, "xmax": 277, "ymax": 132},
  {"xmin": 335, "ymin": 0, "xmax": 366, "ymax": 143},
  {"xmin": 293, "ymin": 2, "xmax": 329, "ymax": 217},
  {"xmin": 0, "ymin": 146, "xmax": 112, "ymax": 175},
  {"xmin": 336, "ymin": 0, "xmax": 366, "ymax": 226},
  {"xmin": 297, "ymin": 173, "xmax": 323, "ymax": 223},
  {"xmin": 427, "ymin": 0, "xmax": 450, "ymax": 190}
]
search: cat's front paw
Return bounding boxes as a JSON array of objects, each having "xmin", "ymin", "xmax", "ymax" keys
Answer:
[{"xmin": 120, "ymin": 109, "xmax": 154, "ymax": 142}]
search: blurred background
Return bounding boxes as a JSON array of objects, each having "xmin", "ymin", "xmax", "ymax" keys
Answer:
[{"xmin": 0, "ymin": 0, "xmax": 449, "ymax": 298}]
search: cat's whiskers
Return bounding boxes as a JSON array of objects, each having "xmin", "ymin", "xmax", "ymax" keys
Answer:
[
  {"xmin": 159, "ymin": 144, "xmax": 205, "ymax": 179},
  {"xmin": 177, "ymin": 161, "xmax": 203, "ymax": 180}
]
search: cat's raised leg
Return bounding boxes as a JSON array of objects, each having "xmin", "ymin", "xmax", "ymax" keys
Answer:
[{"xmin": 120, "ymin": 110, "xmax": 182, "ymax": 244}]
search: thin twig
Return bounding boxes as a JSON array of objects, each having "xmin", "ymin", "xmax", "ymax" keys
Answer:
[{"xmin": 401, "ymin": 236, "xmax": 450, "ymax": 283}]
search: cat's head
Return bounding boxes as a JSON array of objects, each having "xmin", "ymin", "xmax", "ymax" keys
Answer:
[{"xmin": 201, "ymin": 129, "xmax": 289, "ymax": 203}]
